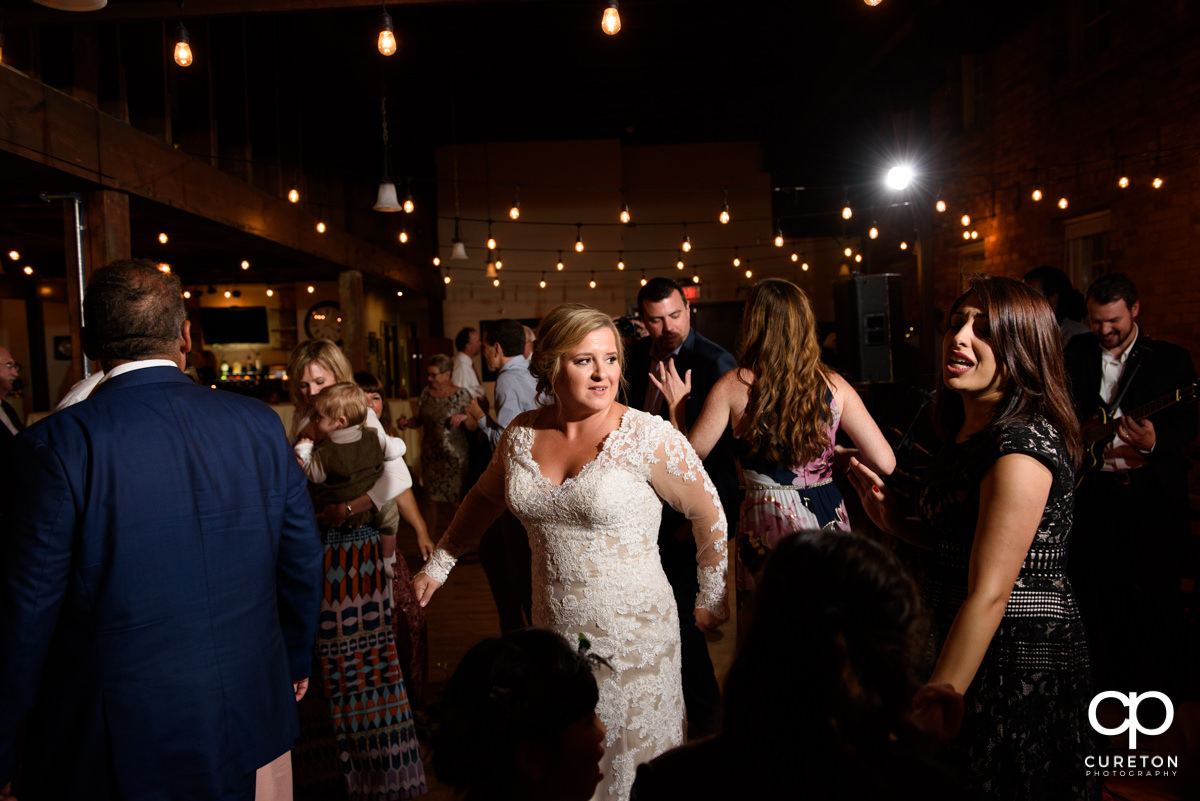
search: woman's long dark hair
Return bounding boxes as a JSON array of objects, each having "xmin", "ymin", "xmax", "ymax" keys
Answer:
[
  {"xmin": 723, "ymin": 530, "xmax": 925, "ymax": 757},
  {"xmin": 932, "ymin": 275, "xmax": 1083, "ymax": 467}
]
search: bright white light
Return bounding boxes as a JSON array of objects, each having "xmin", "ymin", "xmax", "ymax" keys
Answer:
[{"xmin": 886, "ymin": 165, "xmax": 914, "ymax": 191}]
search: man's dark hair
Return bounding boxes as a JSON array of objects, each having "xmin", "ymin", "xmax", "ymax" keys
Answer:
[
  {"xmin": 1023, "ymin": 265, "xmax": 1072, "ymax": 300},
  {"xmin": 455, "ymin": 327, "xmax": 477, "ymax": 353},
  {"xmin": 1087, "ymin": 272, "xmax": 1139, "ymax": 308},
  {"xmin": 83, "ymin": 259, "xmax": 187, "ymax": 361},
  {"xmin": 483, "ymin": 319, "xmax": 526, "ymax": 358},
  {"xmin": 636, "ymin": 277, "xmax": 686, "ymax": 314}
]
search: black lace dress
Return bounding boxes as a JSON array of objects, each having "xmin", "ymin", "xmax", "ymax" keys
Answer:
[{"xmin": 919, "ymin": 417, "xmax": 1100, "ymax": 800}]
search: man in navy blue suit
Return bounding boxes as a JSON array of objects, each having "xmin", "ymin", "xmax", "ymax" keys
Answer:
[
  {"xmin": 625, "ymin": 278, "xmax": 738, "ymax": 737},
  {"xmin": 0, "ymin": 260, "xmax": 323, "ymax": 800}
]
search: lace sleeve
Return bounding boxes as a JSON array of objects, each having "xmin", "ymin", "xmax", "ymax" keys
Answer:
[
  {"xmin": 644, "ymin": 419, "xmax": 729, "ymax": 620},
  {"xmin": 417, "ymin": 426, "xmax": 511, "ymax": 585}
]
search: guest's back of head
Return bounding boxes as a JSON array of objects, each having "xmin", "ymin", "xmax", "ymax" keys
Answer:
[
  {"xmin": 724, "ymin": 530, "xmax": 924, "ymax": 752},
  {"xmin": 425, "ymin": 628, "xmax": 606, "ymax": 801}
]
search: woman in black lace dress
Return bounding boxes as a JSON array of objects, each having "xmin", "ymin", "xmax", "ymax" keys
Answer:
[{"xmin": 848, "ymin": 276, "xmax": 1100, "ymax": 800}]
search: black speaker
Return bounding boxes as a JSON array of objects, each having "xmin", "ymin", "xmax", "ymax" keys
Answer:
[{"xmin": 834, "ymin": 273, "xmax": 905, "ymax": 384}]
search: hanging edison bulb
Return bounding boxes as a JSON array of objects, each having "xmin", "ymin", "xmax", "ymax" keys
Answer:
[
  {"xmin": 1057, "ymin": 196, "xmax": 1069, "ymax": 209},
  {"xmin": 791, "ymin": 250, "xmax": 799, "ymax": 263},
  {"xmin": 841, "ymin": 205, "xmax": 852, "ymax": 220},
  {"xmin": 732, "ymin": 250, "xmax": 741, "ymax": 268},
  {"xmin": 719, "ymin": 198, "xmax": 731, "ymax": 224},
  {"xmin": 617, "ymin": 253, "xmax": 626, "ymax": 271},
  {"xmin": 433, "ymin": 256, "xmax": 441, "ymax": 267},
  {"xmin": 316, "ymin": 221, "xmax": 327, "ymax": 233},
  {"xmin": 844, "ymin": 247, "xmax": 853, "ymax": 257},
  {"xmin": 493, "ymin": 278, "xmax": 500, "ymax": 287},
  {"xmin": 960, "ymin": 213, "xmax": 971, "ymax": 227},
  {"xmin": 241, "ymin": 260, "xmax": 250, "ymax": 270},
  {"xmin": 962, "ymin": 230, "xmax": 971, "ymax": 240},
  {"xmin": 575, "ymin": 223, "xmax": 585, "ymax": 252},
  {"xmin": 681, "ymin": 232, "xmax": 692, "ymax": 253},
  {"xmin": 620, "ymin": 201, "xmax": 631, "ymax": 224},
  {"xmin": 970, "ymin": 230, "xmax": 979, "ymax": 240},
  {"xmin": 378, "ymin": 11, "xmax": 397, "ymax": 56},
  {"xmin": 801, "ymin": 262, "xmax": 810, "ymax": 272},
  {"xmin": 399, "ymin": 230, "xmax": 408, "ymax": 243},
  {"xmin": 1031, "ymin": 187, "xmax": 1043, "ymax": 202},
  {"xmin": 602, "ymin": 0, "xmax": 621, "ymax": 35},
  {"xmin": 1152, "ymin": 175, "xmax": 1163, "ymax": 189},
  {"xmin": 174, "ymin": 24, "xmax": 193, "ymax": 67},
  {"xmin": 404, "ymin": 193, "xmax": 415, "ymax": 214},
  {"xmin": 854, "ymin": 254, "xmax": 863, "ymax": 263},
  {"xmin": 158, "ymin": 232, "xmax": 169, "ymax": 244},
  {"xmin": 745, "ymin": 269, "xmax": 753, "ymax": 278},
  {"xmin": 589, "ymin": 274, "xmax": 597, "ymax": 289},
  {"xmin": 936, "ymin": 198, "xmax": 947, "ymax": 213},
  {"xmin": 1117, "ymin": 175, "xmax": 1130, "ymax": 189},
  {"xmin": 899, "ymin": 241, "xmax": 908, "ymax": 250},
  {"xmin": 774, "ymin": 229, "xmax": 784, "ymax": 248},
  {"xmin": 864, "ymin": 0, "xmax": 883, "ymax": 6},
  {"xmin": 443, "ymin": 275, "xmax": 452, "ymax": 284},
  {"xmin": 487, "ymin": 225, "xmax": 497, "ymax": 250},
  {"xmin": 556, "ymin": 251, "xmax": 565, "ymax": 271},
  {"xmin": 640, "ymin": 275, "xmax": 648, "ymax": 286},
  {"xmin": 266, "ymin": 288, "xmax": 275, "ymax": 297},
  {"xmin": 288, "ymin": 188, "xmax": 300, "ymax": 203},
  {"xmin": 539, "ymin": 274, "xmax": 547, "ymax": 289},
  {"xmin": 869, "ymin": 226, "xmax": 879, "ymax": 240},
  {"xmin": 509, "ymin": 200, "xmax": 520, "ymax": 220},
  {"xmin": 676, "ymin": 258, "xmax": 685, "ymax": 270}
]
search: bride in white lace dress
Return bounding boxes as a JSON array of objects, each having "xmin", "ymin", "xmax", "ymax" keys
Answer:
[{"xmin": 414, "ymin": 304, "xmax": 729, "ymax": 801}]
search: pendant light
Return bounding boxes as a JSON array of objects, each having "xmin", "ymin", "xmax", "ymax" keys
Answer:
[{"xmin": 373, "ymin": 97, "xmax": 401, "ymax": 211}]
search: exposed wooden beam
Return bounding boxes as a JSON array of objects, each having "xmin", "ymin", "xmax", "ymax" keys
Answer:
[{"xmin": 0, "ymin": 63, "xmax": 430, "ymax": 293}]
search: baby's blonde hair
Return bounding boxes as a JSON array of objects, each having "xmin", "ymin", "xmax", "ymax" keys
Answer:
[{"xmin": 311, "ymin": 382, "xmax": 369, "ymax": 427}]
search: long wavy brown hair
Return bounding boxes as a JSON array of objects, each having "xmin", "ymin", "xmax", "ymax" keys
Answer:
[
  {"xmin": 933, "ymin": 275, "xmax": 1083, "ymax": 467},
  {"xmin": 738, "ymin": 278, "xmax": 833, "ymax": 467}
]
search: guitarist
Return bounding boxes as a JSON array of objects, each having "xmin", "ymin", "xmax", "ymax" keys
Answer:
[{"xmin": 1064, "ymin": 272, "xmax": 1197, "ymax": 695}]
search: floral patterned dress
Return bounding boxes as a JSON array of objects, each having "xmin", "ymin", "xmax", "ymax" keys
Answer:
[
  {"xmin": 733, "ymin": 389, "xmax": 848, "ymax": 612},
  {"xmin": 416, "ymin": 386, "xmax": 471, "ymax": 502},
  {"xmin": 918, "ymin": 416, "xmax": 1099, "ymax": 800}
]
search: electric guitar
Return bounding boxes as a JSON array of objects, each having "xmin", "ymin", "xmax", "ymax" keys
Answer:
[{"xmin": 1076, "ymin": 379, "xmax": 1200, "ymax": 485}]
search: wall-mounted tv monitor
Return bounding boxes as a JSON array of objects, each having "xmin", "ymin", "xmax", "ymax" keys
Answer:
[{"xmin": 199, "ymin": 307, "xmax": 271, "ymax": 344}]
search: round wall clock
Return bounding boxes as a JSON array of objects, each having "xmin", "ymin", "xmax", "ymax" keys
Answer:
[{"xmin": 304, "ymin": 300, "xmax": 342, "ymax": 342}]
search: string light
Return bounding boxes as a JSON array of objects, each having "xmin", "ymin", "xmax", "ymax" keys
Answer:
[
  {"xmin": 316, "ymin": 221, "xmax": 326, "ymax": 233},
  {"xmin": 617, "ymin": 252, "xmax": 625, "ymax": 270},
  {"xmin": 397, "ymin": 290, "xmax": 404, "ymax": 297},
  {"xmin": 962, "ymin": 230, "xmax": 971, "ymax": 240},
  {"xmin": 378, "ymin": 2, "xmax": 397, "ymax": 56},
  {"xmin": 158, "ymin": 232, "xmax": 169, "ymax": 244},
  {"xmin": 7, "ymin": 251, "xmax": 18, "ymax": 261},
  {"xmin": 732, "ymin": 247, "xmax": 741, "ymax": 268},
  {"xmin": 556, "ymin": 251, "xmax": 565, "ymax": 271},
  {"xmin": 869, "ymin": 225, "xmax": 879, "ymax": 240},
  {"xmin": 676, "ymin": 253, "xmax": 685, "ymax": 270},
  {"xmin": 692, "ymin": 273, "xmax": 700, "ymax": 284},
  {"xmin": 288, "ymin": 188, "xmax": 300, "ymax": 203},
  {"xmin": 399, "ymin": 229, "xmax": 408, "ymax": 243},
  {"xmin": 602, "ymin": 0, "xmax": 621, "ymax": 35},
  {"xmin": 509, "ymin": 186, "xmax": 520, "ymax": 220},
  {"xmin": 719, "ymin": 191, "xmax": 731, "ymax": 224},
  {"xmin": 1152, "ymin": 175, "xmax": 1163, "ymax": 189},
  {"xmin": 486, "ymin": 221, "xmax": 497, "ymax": 251},
  {"xmin": 960, "ymin": 212, "xmax": 971, "ymax": 227},
  {"xmin": 182, "ymin": 290, "xmax": 191, "ymax": 299},
  {"xmin": 495, "ymin": 251, "xmax": 503, "ymax": 270},
  {"xmin": 241, "ymin": 260, "xmax": 250, "ymax": 270},
  {"xmin": 970, "ymin": 230, "xmax": 979, "ymax": 239},
  {"xmin": 266, "ymin": 288, "xmax": 274, "ymax": 297},
  {"xmin": 774, "ymin": 227, "xmax": 784, "ymax": 248},
  {"xmin": 1118, "ymin": 175, "xmax": 1130, "ymax": 189},
  {"xmin": 540, "ymin": 272, "xmax": 547, "ymax": 289},
  {"xmin": 174, "ymin": 23, "xmax": 193, "ymax": 67},
  {"xmin": 681, "ymin": 225, "xmax": 692, "ymax": 252},
  {"xmin": 433, "ymin": 256, "xmax": 441, "ymax": 267},
  {"xmin": 900, "ymin": 241, "xmax": 908, "ymax": 250},
  {"xmin": 844, "ymin": 247, "xmax": 853, "ymax": 257},
  {"xmin": 640, "ymin": 271, "xmax": 647, "ymax": 287},
  {"xmin": 23, "ymin": 266, "xmax": 33, "ymax": 275},
  {"xmin": 1058, "ymin": 195, "xmax": 1069, "ymax": 209},
  {"xmin": 1031, "ymin": 186, "xmax": 1043, "ymax": 202},
  {"xmin": 620, "ymin": 194, "xmax": 631, "ymax": 224},
  {"xmin": 444, "ymin": 275, "xmax": 452, "ymax": 284},
  {"xmin": 307, "ymin": 285, "xmax": 315, "ymax": 293},
  {"xmin": 936, "ymin": 198, "xmax": 947, "ymax": 213},
  {"xmin": 224, "ymin": 290, "xmax": 232, "ymax": 298},
  {"xmin": 801, "ymin": 261, "xmax": 810, "ymax": 272},
  {"xmin": 159, "ymin": 263, "xmax": 171, "ymax": 273},
  {"xmin": 790, "ymin": 246, "xmax": 799, "ymax": 263},
  {"xmin": 854, "ymin": 254, "xmax": 863, "ymax": 263},
  {"xmin": 589, "ymin": 272, "xmax": 597, "ymax": 289},
  {"xmin": 493, "ymin": 278, "xmax": 500, "ymax": 287},
  {"xmin": 575, "ymin": 223, "xmax": 585, "ymax": 252}
]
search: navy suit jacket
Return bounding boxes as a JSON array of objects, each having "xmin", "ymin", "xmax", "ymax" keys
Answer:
[
  {"xmin": 0, "ymin": 366, "xmax": 323, "ymax": 800},
  {"xmin": 626, "ymin": 329, "xmax": 741, "ymax": 523}
]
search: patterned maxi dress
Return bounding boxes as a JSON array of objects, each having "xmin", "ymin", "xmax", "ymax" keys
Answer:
[
  {"xmin": 422, "ymin": 409, "xmax": 728, "ymax": 801},
  {"xmin": 918, "ymin": 417, "xmax": 1099, "ymax": 800},
  {"xmin": 291, "ymin": 418, "xmax": 426, "ymax": 800},
  {"xmin": 733, "ymin": 390, "xmax": 848, "ymax": 611},
  {"xmin": 416, "ymin": 386, "xmax": 472, "ymax": 502}
]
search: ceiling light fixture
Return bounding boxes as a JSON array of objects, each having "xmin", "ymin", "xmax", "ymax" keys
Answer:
[
  {"xmin": 288, "ymin": 188, "xmax": 299, "ymax": 203},
  {"xmin": 509, "ymin": 186, "xmax": 520, "ymax": 220},
  {"xmin": 617, "ymin": 251, "xmax": 625, "ymax": 271},
  {"xmin": 403, "ymin": 179, "xmax": 415, "ymax": 213},
  {"xmin": 556, "ymin": 250, "xmax": 565, "ymax": 271},
  {"xmin": 378, "ymin": 0, "xmax": 397, "ymax": 56},
  {"xmin": 173, "ymin": 1, "xmax": 193, "ymax": 68},
  {"xmin": 316, "ymin": 221, "xmax": 326, "ymax": 233},
  {"xmin": 450, "ymin": 218, "xmax": 468, "ymax": 260},
  {"xmin": 373, "ymin": 97, "xmax": 401, "ymax": 211},
  {"xmin": 620, "ymin": 194, "xmax": 631, "ymax": 224},
  {"xmin": 602, "ymin": 0, "xmax": 621, "ymax": 35},
  {"xmin": 681, "ymin": 224, "xmax": 691, "ymax": 252},
  {"xmin": 719, "ymin": 191, "xmax": 730, "ymax": 224},
  {"xmin": 575, "ymin": 223, "xmax": 585, "ymax": 252}
]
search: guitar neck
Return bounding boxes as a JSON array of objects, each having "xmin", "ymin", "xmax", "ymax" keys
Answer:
[{"xmin": 1086, "ymin": 384, "xmax": 1195, "ymax": 446}]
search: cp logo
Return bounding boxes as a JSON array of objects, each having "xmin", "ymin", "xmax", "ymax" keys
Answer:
[{"xmin": 1088, "ymin": 691, "xmax": 1174, "ymax": 749}]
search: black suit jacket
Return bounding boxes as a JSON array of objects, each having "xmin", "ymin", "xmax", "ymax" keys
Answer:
[
  {"xmin": 626, "ymin": 328, "xmax": 740, "ymax": 523},
  {"xmin": 1064, "ymin": 331, "xmax": 1198, "ymax": 485}
]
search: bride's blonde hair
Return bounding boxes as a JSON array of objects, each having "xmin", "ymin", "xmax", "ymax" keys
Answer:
[{"xmin": 530, "ymin": 303, "xmax": 627, "ymax": 400}]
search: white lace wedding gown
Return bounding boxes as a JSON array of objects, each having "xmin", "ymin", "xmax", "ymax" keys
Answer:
[{"xmin": 422, "ymin": 408, "xmax": 728, "ymax": 801}]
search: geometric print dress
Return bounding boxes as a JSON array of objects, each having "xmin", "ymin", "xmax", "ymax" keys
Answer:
[{"xmin": 918, "ymin": 416, "xmax": 1100, "ymax": 801}]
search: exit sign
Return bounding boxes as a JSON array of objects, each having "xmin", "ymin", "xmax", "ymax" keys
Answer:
[{"xmin": 681, "ymin": 285, "xmax": 701, "ymax": 301}]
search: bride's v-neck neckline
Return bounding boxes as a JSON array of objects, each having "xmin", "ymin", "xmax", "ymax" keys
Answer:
[{"xmin": 525, "ymin": 407, "xmax": 633, "ymax": 489}]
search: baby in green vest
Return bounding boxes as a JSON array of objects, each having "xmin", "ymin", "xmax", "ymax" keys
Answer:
[{"xmin": 294, "ymin": 382, "xmax": 406, "ymax": 538}]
